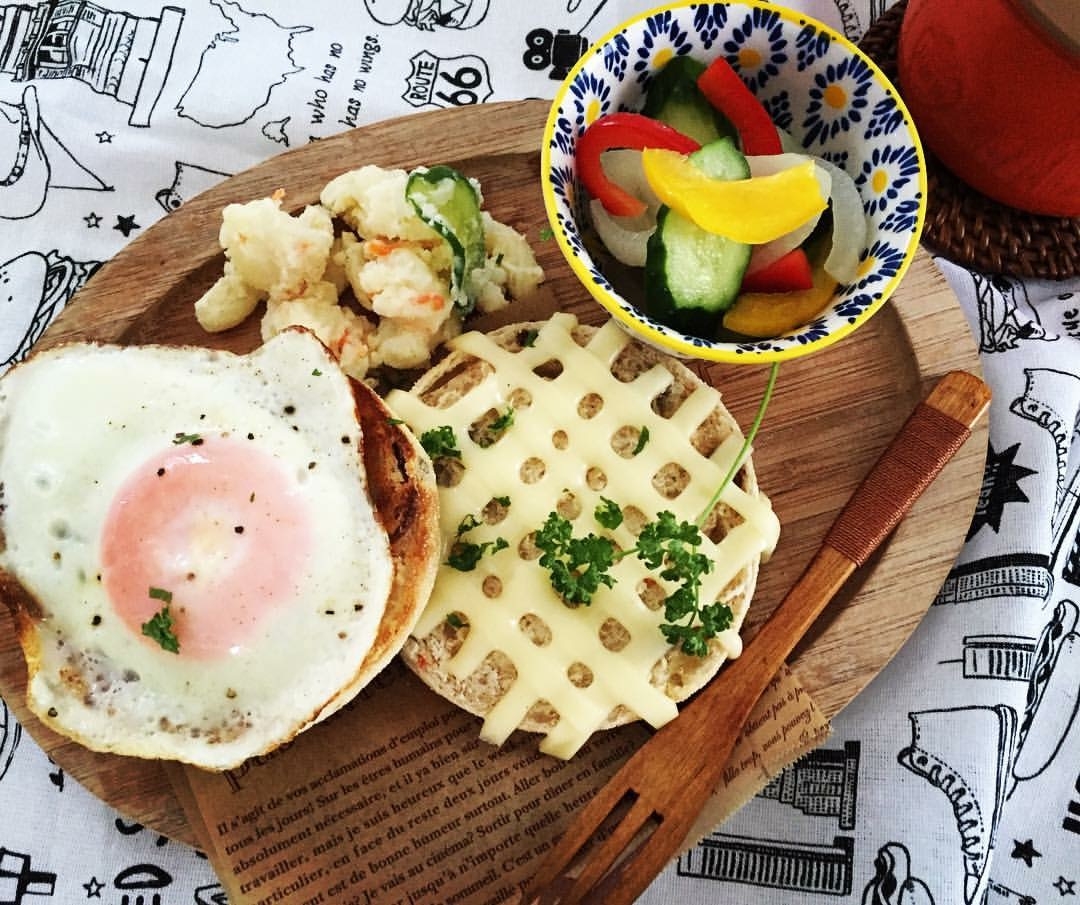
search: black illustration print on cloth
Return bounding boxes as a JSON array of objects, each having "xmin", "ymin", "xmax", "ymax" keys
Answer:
[
  {"xmin": 861, "ymin": 842, "xmax": 935, "ymax": 905},
  {"xmin": 0, "ymin": 699, "xmax": 21, "ymax": 783},
  {"xmin": 757, "ymin": 741, "xmax": 861, "ymax": 829},
  {"xmin": 0, "ymin": 250, "xmax": 102, "ymax": 371},
  {"xmin": 175, "ymin": 0, "xmax": 311, "ymax": 129},
  {"xmin": 939, "ymin": 633, "xmax": 1037, "ymax": 681},
  {"xmin": 261, "ymin": 117, "xmax": 292, "ymax": 147},
  {"xmin": 112, "ymin": 864, "xmax": 172, "ymax": 905},
  {"xmin": 522, "ymin": 1, "xmax": 608, "ymax": 80},
  {"xmin": 403, "ymin": 49, "xmax": 492, "ymax": 111},
  {"xmin": 0, "ymin": 847, "xmax": 56, "ymax": 902},
  {"xmin": 935, "ymin": 442, "xmax": 1048, "ymax": 606},
  {"xmin": 897, "ymin": 706, "xmax": 1017, "ymax": 904},
  {"xmin": 114, "ymin": 820, "xmax": 169, "ymax": 849},
  {"xmin": 967, "ymin": 442, "xmax": 1038, "ymax": 542},
  {"xmin": 364, "ymin": 0, "xmax": 490, "ymax": 29},
  {"xmin": 194, "ymin": 884, "xmax": 229, "ymax": 904},
  {"xmin": 1011, "ymin": 367, "xmax": 1080, "ymax": 588},
  {"xmin": 45, "ymin": 757, "xmax": 62, "ymax": 792},
  {"xmin": 0, "ymin": 3, "xmax": 183, "ymax": 127},
  {"xmin": 678, "ymin": 831, "xmax": 856, "ymax": 895},
  {"xmin": 973, "ymin": 272, "xmax": 1056, "ymax": 352},
  {"xmin": 155, "ymin": 162, "xmax": 233, "ymax": 213},
  {"xmin": 1011, "ymin": 601, "xmax": 1080, "ymax": 794},
  {"xmin": 984, "ymin": 878, "xmax": 1036, "ymax": 905},
  {"xmin": 1064, "ymin": 294, "xmax": 1080, "ymax": 340},
  {"xmin": 0, "ymin": 86, "xmax": 113, "ymax": 220}
]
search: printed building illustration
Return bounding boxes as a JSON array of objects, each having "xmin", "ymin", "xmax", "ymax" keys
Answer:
[
  {"xmin": 0, "ymin": 1, "xmax": 184, "ymax": 125},
  {"xmin": 758, "ymin": 741, "xmax": 861, "ymax": 830},
  {"xmin": 680, "ymin": 833, "xmax": 855, "ymax": 895}
]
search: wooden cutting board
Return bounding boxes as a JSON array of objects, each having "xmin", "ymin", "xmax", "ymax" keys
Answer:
[{"xmin": 0, "ymin": 99, "xmax": 987, "ymax": 846}]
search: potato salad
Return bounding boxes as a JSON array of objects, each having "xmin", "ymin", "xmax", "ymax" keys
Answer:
[{"xmin": 194, "ymin": 164, "xmax": 544, "ymax": 380}]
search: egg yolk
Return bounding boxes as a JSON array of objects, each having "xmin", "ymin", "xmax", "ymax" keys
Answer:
[{"xmin": 100, "ymin": 435, "xmax": 314, "ymax": 659}]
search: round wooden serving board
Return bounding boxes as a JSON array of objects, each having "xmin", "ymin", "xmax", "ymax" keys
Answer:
[{"xmin": 0, "ymin": 100, "xmax": 987, "ymax": 846}]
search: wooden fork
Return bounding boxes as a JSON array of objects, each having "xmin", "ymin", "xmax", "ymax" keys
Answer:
[{"xmin": 521, "ymin": 369, "xmax": 991, "ymax": 905}]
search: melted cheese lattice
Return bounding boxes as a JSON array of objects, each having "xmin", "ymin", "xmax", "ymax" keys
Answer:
[{"xmin": 388, "ymin": 314, "xmax": 780, "ymax": 758}]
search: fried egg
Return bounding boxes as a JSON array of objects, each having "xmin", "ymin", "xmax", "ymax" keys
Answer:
[{"xmin": 0, "ymin": 329, "xmax": 397, "ymax": 770}]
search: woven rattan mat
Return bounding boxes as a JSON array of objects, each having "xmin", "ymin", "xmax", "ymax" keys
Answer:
[{"xmin": 860, "ymin": 0, "xmax": 1079, "ymax": 279}]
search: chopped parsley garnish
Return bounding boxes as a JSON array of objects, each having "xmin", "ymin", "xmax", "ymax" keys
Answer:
[
  {"xmin": 534, "ymin": 507, "xmax": 720, "ymax": 653},
  {"xmin": 456, "ymin": 513, "xmax": 482, "ymax": 537},
  {"xmin": 148, "ymin": 586, "xmax": 173, "ymax": 603},
  {"xmin": 172, "ymin": 432, "xmax": 203, "ymax": 446},
  {"xmin": 476, "ymin": 407, "xmax": 515, "ymax": 447},
  {"xmin": 448, "ymin": 536, "xmax": 508, "ymax": 572},
  {"xmin": 538, "ymin": 226, "xmax": 555, "ymax": 241},
  {"xmin": 386, "ymin": 417, "xmax": 405, "ymax": 426},
  {"xmin": 446, "ymin": 613, "xmax": 467, "ymax": 629},
  {"xmin": 142, "ymin": 596, "xmax": 180, "ymax": 654},
  {"xmin": 594, "ymin": 497, "xmax": 623, "ymax": 530},
  {"xmin": 534, "ymin": 511, "xmax": 616, "ymax": 606},
  {"xmin": 312, "ymin": 368, "xmax": 323, "ymax": 376},
  {"xmin": 520, "ymin": 328, "xmax": 539, "ymax": 348},
  {"xmin": 447, "ymin": 511, "xmax": 508, "ymax": 572},
  {"xmin": 633, "ymin": 426, "xmax": 650, "ymax": 455},
  {"xmin": 420, "ymin": 425, "xmax": 462, "ymax": 460},
  {"xmin": 493, "ymin": 495, "xmax": 511, "ymax": 507}
]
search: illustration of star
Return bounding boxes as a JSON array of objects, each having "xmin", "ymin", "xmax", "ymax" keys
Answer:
[
  {"xmin": 1056, "ymin": 876, "xmax": 1077, "ymax": 896},
  {"xmin": 83, "ymin": 876, "xmax": 105, "ymax": 898},
  {"xmin": 1011, "ymin": 838, "xmax": 1041, "ymax": 867},
  {"xmin": 113, "ymin": 214, "xmax": 140, "ymax": 237},
  {"xmin": 84, "ymin": 212, "xmax": 101, "ymax": 228},
  {"xmin": 966, "ymin": 442, "xmax": 1036, "ymax": 539},
  {"xmin": 95, "ymin": 130, "xmax": 113, "ymax": 143}
]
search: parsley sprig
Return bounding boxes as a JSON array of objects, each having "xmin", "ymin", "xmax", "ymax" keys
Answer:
[
  {"xmin": 535, "ymin": 503, "xmax": 720, "ymax": 654},
  {"xmin": 142, "ymin": 588, "xmax": 180, "ymax": 654},
  {"xmin": 420, "ymin": 425, "xmax": 462, "ymax": 460},
  {"xmin": 447, "ymin": 511, "xmax": 509, "ymax": 572},
  {"xmin": 533, "ymin": 362, "xmax": 780, "ymax": 656}
]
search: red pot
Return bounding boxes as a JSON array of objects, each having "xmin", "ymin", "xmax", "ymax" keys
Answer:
[{"xmin": 898, "ymin": 0, "xmax": 1080, "ymax": 216}]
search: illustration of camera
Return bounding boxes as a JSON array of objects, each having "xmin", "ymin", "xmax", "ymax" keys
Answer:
[{"xmin": 523, "ymin": 28, "xmax": 588, "ymax": 80}]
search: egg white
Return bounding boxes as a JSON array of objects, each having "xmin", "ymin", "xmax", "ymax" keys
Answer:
[{"xmin": 0, "ymin": 329, "xmax": 395, "ymax": 769}]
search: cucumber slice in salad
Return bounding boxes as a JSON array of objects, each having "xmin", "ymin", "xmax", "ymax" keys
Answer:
[
  {"xmin": 406, "ymin": 165, "xmax": 485, "ymax": 313},
  {"xmin": 644, "ymin": 137, "xmax": 751, "ymax": 337}
]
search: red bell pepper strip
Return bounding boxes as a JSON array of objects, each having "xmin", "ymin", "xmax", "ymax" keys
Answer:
[
  {"xmin": 696, "ymin": 58, "xmax": 782, "ymax": 156},
  {"xmin": 576, "ymin": 113, "xmax": 700, "ymax": 217},
  {"xmin": 741, "ymin": 248, "xmax": 814, "ymax": 292}
]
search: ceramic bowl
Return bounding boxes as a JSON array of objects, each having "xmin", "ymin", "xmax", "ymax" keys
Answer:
[{"xmin": 541, "ymin": 0, "xmax": 926, "ymax": 363}]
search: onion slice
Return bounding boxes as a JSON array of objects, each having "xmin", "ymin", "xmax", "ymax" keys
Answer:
[
  {"xmin": 747, "ymin": 151, "xmax": 866, "ymax": 284},
  {"xmin": 589, "ymin": 198, "xmax": 654, "ymax": 267},
  {"xmin": 587, "ymin": 150, "xmax": 661, "ymax": 267}
]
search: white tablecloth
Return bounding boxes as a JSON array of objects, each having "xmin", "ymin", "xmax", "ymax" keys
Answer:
[{"xmin": 2, "ymin": 2, "xmax": 1078, "ymax": 903}]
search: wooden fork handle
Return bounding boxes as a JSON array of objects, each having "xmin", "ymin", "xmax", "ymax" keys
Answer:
[
  {"xmin": 824, "ymin": 370, "xmax": 991, "ymax": 567},
  {"xmin": 735, "ymin": 370, "xmax": 992, "ymax": 718}
]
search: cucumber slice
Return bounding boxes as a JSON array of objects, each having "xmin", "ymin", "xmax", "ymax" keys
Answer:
[
  {"xmin": 405, "ymin": 165, "xmax": 485, "ymax": 313},
  {"xmin": 644, "ymin": 137, "xmax": 751, "ymax": 337},
  {"xmin": 642, "ymin": 56, "xmax": 733, "ymax": 145}
]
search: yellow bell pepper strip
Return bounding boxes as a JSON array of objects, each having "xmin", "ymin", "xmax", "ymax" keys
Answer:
[
  {"xmin": 722, "ymin": 262, "xmax": 838, "ymax": 338},
  {"xmin": 577, "ymin": 113, "xmax": 701, "ymax": 218},
  {"xmin": 640, "ymin": 148, "xmax": 828, "ymax": 244}
]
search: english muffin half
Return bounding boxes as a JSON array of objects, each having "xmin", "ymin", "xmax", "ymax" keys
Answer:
[{"xmin": 387, "ymin": 314, "xmax": 779, "ymax": 759}]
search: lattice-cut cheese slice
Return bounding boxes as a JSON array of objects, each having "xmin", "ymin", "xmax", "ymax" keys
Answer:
[{"xmin": 387, "ymin": 314, "xmax": 779, "ymax": 759}]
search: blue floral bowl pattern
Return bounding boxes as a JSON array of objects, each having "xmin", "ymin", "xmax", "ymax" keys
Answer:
[{"xmin": 541, "ymin": 0, "xmax": 926, "ymax": 363}]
